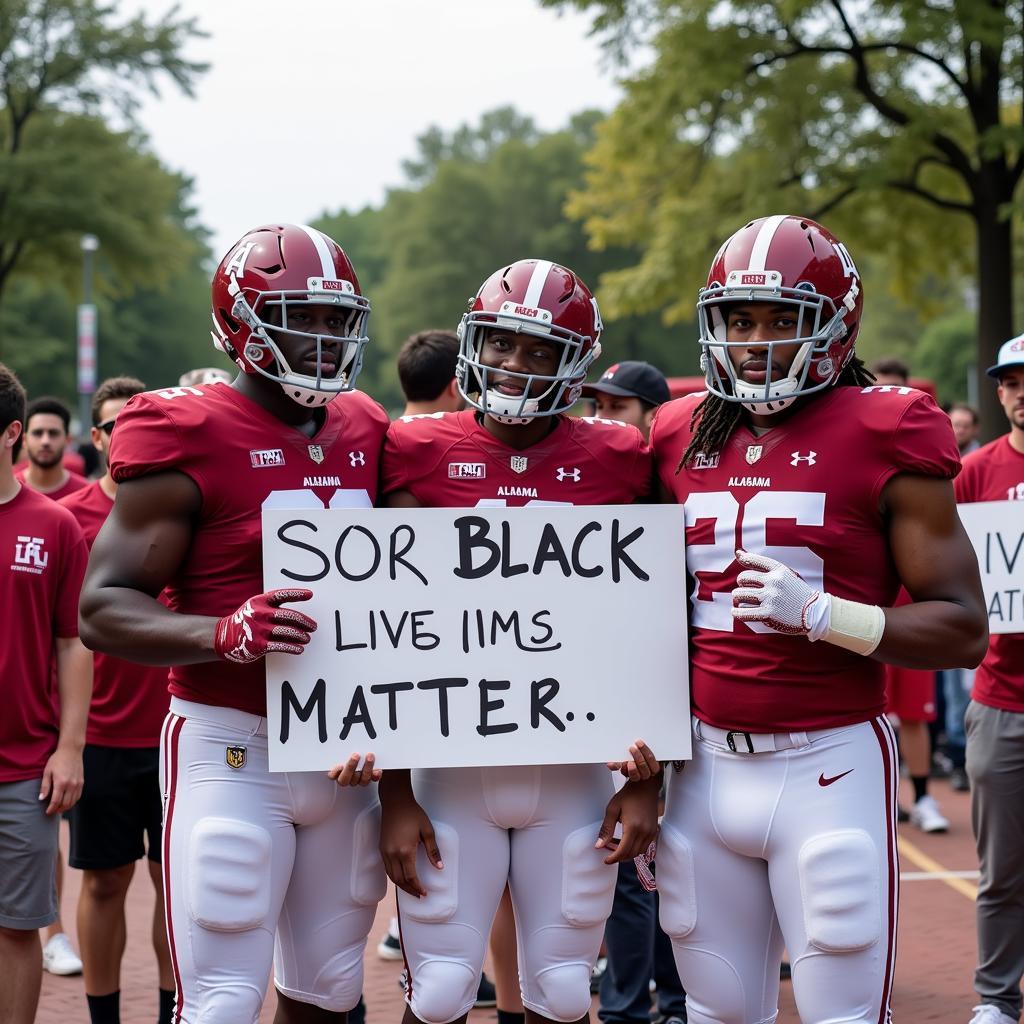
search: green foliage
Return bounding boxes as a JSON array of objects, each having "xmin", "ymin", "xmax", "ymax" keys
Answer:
[
  {"xmin": 915, "ymin": 309, "xmax": 977, "ymax": 405},
  {"xmin": 540, "ymin": 0, "xmax": 1024, "ymax": 436},
  {"xmin": 315, "ymin": 109, "xmax": 688, "ymax": 411},
  {"xmin": 0, "ymin": 0, "xmax": 208, "ymax": 351}
]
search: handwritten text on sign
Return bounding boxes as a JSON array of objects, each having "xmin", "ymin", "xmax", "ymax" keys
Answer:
[
  {"xmin": 958, "ymin": 500, "xmax": 1024, "ymax": 636},
  {"xmin": 262, "ymin": 505, "xmax": 691, "ymax": 771}
]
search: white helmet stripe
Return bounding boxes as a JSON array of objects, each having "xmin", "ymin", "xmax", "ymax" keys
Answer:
[
  {"xmin": 297, "ymin": 223, "xmax": 336, "ymax": 279},
  {"xmin": 747, "ymin": 214, "xmax": 788, "ymax": 272},
  {"xmin": 522, "ymin": 260, "xmax": 554, "ymax": 308}
]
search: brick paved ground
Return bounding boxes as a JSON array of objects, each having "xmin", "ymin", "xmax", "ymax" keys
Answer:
[{"xmin": 37, "ymin": 776, "xmax": 996, "ymax": 1023}]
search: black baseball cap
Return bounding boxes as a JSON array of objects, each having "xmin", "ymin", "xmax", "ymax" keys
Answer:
[{"xmin": 580, "ymin": 361, "xmax": 671, "ymax": 407}]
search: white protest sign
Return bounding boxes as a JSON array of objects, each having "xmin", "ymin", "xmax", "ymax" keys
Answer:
[
  {"xmin": 958, "ymin": 500, "xmax": 1024, "ymax": 635},
  {"xmin": 261, "ymin": 504, "xmax": 691, "ymax": 771}
]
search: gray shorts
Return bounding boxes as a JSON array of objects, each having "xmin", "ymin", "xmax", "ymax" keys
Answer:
[{"xmin": 0, "ymin": 777, "xmax": 59, "ymax": 929}]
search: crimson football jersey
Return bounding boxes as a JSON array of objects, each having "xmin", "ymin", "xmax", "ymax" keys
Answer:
[
  {"xmin": 650, "ymin": 385, "xmax": 961, "ymax": 732},
  {"xmin": 382, "ymin": 410, "xmax": 651, "ymax": 507},
  {"xmin": 955, "ymin": 435, "xmax": 1024, "ymax": 712},
  {"xmin": 0, "ymin": 486, "xmax": 88, "ymax": 781},
  {"xmin": 60, "ymin": 481, "xmax": 170, "ymax": 746},
  {"xmin": 109, "ymin": 382, "xmax": 389, "ymax": 716}
]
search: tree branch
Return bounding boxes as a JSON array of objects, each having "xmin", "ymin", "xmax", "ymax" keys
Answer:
[
  {"xmin": 811, "ymin": 185, "xmax": 859, "ymax": 219},
  {"xmin": 889, "ymin": 180, "xmax": 975, "ymax": 213}
]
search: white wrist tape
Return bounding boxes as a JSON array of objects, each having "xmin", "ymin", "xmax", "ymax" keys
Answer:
[{"xmin": 817, "ymin": 594, "xmax": 885, "ymax": 656}]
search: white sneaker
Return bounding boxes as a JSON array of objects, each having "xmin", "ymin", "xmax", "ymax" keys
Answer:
[
  {"xmin": 41, "ymin": 932, "xmax": 83, "ymax": 975},
  {"xmin": 909, "ymin": 794, "xmax": 949, "ymax": 833},
  {"xmin": 969, "ymin": 1005, "xmax": 1018, "ymax": 1024}
]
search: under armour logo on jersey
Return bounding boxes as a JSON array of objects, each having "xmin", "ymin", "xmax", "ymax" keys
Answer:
[
  {"xmin": 348, "ymin": 450, "xmax": 366, "ymax": 468},
  {"xmin": 556, "ymin": 466, "xmax": 581, "ymax": 482},
  {"xmin": 790, "ymin": 451, "xmax": 817, "ymax": 467}
]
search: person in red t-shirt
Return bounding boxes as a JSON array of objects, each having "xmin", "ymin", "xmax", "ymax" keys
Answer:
[
  {"xmin": 79, "ymin": 224, "xmax": 390, "ymax": 1024},
  {"xmin": 955, "ymin": 336, "xmax": 1024, "ymax": 1024},
  {"xmin": 60, "ymin": 376, "xmax": 175, "ymax": 1024},
  {"xmin": 0, "ymin": 364, "xmax": 92, "ymax": 1024},
  {"xmin": 649, "ymin": 216, "xmax": 988, "ymax": 1024},
  {"xmin": 16, "ymin": 396, "xmax": 88, "ymax": 502},
  {"xmin": 375, "ymin": 259, "xmax": 660, "ymax": 1024}
]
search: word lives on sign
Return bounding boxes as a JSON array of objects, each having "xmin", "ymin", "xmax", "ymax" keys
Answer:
[
  {"xmin": 958, "ymin": 500, "xmax": 1024, "ymax": 636},
  {"xmin": 262, "ymin": 502, "xmax": 690, "ymax": 771}
]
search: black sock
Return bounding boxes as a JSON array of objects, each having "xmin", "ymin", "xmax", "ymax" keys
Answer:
[
  {"xmin": 86, "ymin": 990, "xmax": 120, "ymax": 1024},
  {"xmin": 912, "ymin": 775, "xmax": 929, "ymax": 802},
  {"xmin": 158, "ymin": 988, "xmax": 175, "ymax": 1024},
  {"xmin": 498, "ymin": 1012, "xmax": 525, "ymax": 1024}
]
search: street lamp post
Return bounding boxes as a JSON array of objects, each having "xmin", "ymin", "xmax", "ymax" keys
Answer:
[{"xmin": 77, "ymin": 234, "xmax": 99, "ymax": 437}]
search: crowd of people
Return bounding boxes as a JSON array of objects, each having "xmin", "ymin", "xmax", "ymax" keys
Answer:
[{"xmin": 0, "ymin": 215, "xmax": 1020, "ymax": 1024}]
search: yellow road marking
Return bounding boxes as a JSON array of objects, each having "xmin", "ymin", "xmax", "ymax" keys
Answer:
[{"xmin": 898, "ymin": 836, "xmax": 978, "ymax": 901}]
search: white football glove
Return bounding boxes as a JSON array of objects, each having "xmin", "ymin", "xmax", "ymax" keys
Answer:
[{"xmin": 731, "ymin": 549, "xmax": 831, "ymax": 640}]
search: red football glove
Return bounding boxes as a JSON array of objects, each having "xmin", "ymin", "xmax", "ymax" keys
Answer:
[{"xmin": 214, "ymin": 589, "xmax": 317, "ymax": 665}]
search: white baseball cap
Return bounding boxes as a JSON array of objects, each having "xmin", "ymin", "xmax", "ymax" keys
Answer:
[{"xmin": 987, "ymin": 334, "xmax": 1024, "ymax": 378}]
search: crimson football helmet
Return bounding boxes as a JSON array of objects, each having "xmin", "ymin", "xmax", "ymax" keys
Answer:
[
  {"xmin": 211, "ymin": 223, "xmax": 370, "ymax": 407},
  {"xmin": 698, "ymin": 215, "xmax": 863, "ymax": 414},
  {"xmin": 457, "ymin": 259, "xmax": 603, "ymax": 423}
]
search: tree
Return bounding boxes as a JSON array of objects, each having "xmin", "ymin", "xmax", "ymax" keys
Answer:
[
  {"xmin": 542, "ymin": 0, "xmax": 1022, "ymax": 438},
  {"xmin": 3, "ymin": 176, "xmax": 226, "ymax": 406},
  {"xmin": 316, "ymin": 109, "xmax": 685, "ymax": 411},
  {"xmin": 0, "ymin": 0, "xmax": 206, "ymax": 327}
]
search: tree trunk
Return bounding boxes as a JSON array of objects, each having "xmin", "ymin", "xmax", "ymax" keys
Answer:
[{"xmin": 973, "ymin": 202, "xmax": 1014, "ymax": 442}]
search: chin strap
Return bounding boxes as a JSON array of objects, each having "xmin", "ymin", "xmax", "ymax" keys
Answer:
[{"xmin": 483, "ymin": 389, "xmax": 541, "ymax": 425}]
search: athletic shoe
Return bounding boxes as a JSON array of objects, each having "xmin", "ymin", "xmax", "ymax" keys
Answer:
[
  {"xmin": 910, "ymin": 794, "xmax": 950, "ymax": 833},
  {"xmin": 377, "ymin": 932, "xmax": 403, "ymax": 961},
  {"xmin": 951, "ymin": 767, "xmax": 970, "ymax": 792},
  {"xmin": 968, "ymin": 1005, "xmax": 1017, "ymax": 1024},
  {"xmin": 897, "ymin": 804, "xmax": 910, "ymax": 823},
  {"xmin": 474, "ymin": 972, "xmax": 497, "ymax": 1008},
  {"xmin": 41, "ymin": 932, "xmax": 82, "ymax": 976},
  {"xmin": 590, "ymin": 956, "xmax": 608, "ymax": 993}
]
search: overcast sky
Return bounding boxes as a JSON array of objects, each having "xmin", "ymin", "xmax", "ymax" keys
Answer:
[{"xmin": 123, "ymin": 0, "xmax": 624, "ymax": 260}]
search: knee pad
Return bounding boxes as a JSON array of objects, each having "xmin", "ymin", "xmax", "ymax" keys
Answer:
[
  {"xmin": 655, "ymin": 824, "xmax": 698, "ymax": 939},
  {"xmin": 398, "ymin": 821, "xmax": 459, "ymax": 924},
  {"xmin": 349, "ymin": 801, "xmax": 388, "ymax": 907},
  {"xmin": 409, "ymin": 958, "xmax": 478, "ymax": 1024},
  {"xmin": 187, "ymin": 817, "xmax": 271, "ymax": 932},
  {"xmin": 193, "ymin": 982, "xmax": 264, "ymax": 1023},
  {"xmin": 305, "ymin": 944, "xmax": 364, "ymax": 1012},
  {"xmin": 798, "ymin": 829, "xmax": 881, "ymax": 952},
  {"xmin": 561, "ymin": 822, "xmax": 616, "ymax": 926},
  {"xmin": 533, "ymin": 963, "xmax": 593, "ymax": 1022}
]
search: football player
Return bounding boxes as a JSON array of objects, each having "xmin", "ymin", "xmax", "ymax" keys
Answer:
[
  {"xmin": 79, "ymin": 224, "xmax": 390, "ymax": 1024},
  {"xmin": 374, "ymin": 259, "xmax": 661, "ymax": 1024},
  {"xmin": 649, "ymin": 215, "xmax": 988, "ymax": 1024}
]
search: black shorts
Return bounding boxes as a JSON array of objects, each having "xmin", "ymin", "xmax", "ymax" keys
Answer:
[{"xmin": 69, "ymin": 745, "xmax": 162, "ymax": 871}]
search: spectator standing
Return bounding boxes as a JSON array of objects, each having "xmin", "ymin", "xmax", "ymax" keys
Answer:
[
  {"xmin": 955, "ymin": 335, "xmax": 1024, "ymax": 1024},
  {"xmin": 870, "ymin": 358, "xmax": 951, "ymax": 830},
  {"xmin": 18, "ymin": 394, "xmax": 89, "ymax": 974},
  {"xmin": 59, "ymin": 377, "xmax": 174, "ymax": 1024},
  {"xmin": 940, "ymin": 401, "xmax": 983, "ymax": 792},
  {"xmin": 581, "ymin": 360, "xmax": 671, "ymax": 441},
  {"xmin": 397, "ymin": 329, "xmax": 465, "ymax": 416},
  {"xmin": 582, "ymin": 359, "xmax": 686, "ymax": 1024},
  {"xmin": 950, "ymin": 402, "xmax": 981, "ymax": 456},
  {"xmin": 17, "ymin": 397, "xmax": 88, "ymax": 502},
  {"xmin": 0, "ymin": 363, "xmax": 92, "ymax": 1023}
]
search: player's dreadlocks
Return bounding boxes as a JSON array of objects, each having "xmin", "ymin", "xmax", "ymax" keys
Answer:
[{"xmin": 677, "ymin": 355, "xmax": 876, "ymax": 473}]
